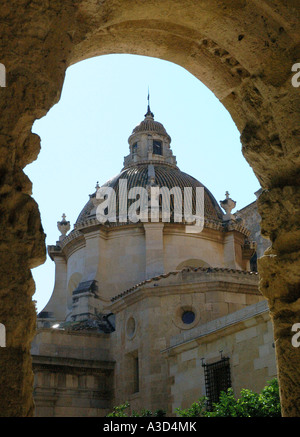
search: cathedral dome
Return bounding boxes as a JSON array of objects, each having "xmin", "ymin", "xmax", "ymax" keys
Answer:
[
  {"xmin": 75, "ymin": 102, "xmax": 223, "ymax": 228},
  {"xmin": 75, "ymin": 163, "xmax": 223, "ymax": 226}
]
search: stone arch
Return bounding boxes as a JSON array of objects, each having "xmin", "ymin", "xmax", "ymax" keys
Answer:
[
  {"xmin": 0, "ymin": 0, "xmax": 299, "ymax": 416},
  {"xmin": 176, "ymin": 259, "xmax": 211, "ymax": 270}
]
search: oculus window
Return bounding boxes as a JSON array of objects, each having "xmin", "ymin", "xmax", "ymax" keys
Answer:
[{"xmin": 181, "ymin": 310, "xmax": 195, "ymax": 324}]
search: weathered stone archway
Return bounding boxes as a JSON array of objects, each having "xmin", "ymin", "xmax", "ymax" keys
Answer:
[{"xmin": 0, "ymin": 0, "xmax": 299, "ymax": 416}]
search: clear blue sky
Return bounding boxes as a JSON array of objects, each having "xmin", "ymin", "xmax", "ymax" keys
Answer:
[{"xmin": 25, "ymin": 54, "xmax": 260, "ymax": 313}]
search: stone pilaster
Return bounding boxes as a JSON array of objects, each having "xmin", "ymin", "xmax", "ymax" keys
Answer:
[
  {"xmin": 144, "ymin": 223, "xmax": 164, "ymax": 280},
  {"xmin": 82, "ymin": 229, "xmax": 101, "ymax": 281}
]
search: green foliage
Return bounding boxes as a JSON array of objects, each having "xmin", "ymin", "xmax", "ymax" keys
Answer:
[
  {"xmin": 256, "ymin": 378, "xmax": 281, "ymax": 417},
  {"xmin": 205, "ymin": 388, "xmax": 260, "ymax": 417},
  {"xmin": 107, "ymin": 379, "xmax": 281, "ymax": 418},
  {"xmin": 176, "ymin": 379, "xmax": 281, "ymax": 417},
  {"xmin": 206, "ymin": 378, "xmax": 281, "ymax": 417},
  {"xmin": 153, "ymin": 409, "xmax": 167, "ymax": 417},
  {"xmin": 106, "ymin": 402, "xmax": 166, "ymax": 417},
  {"xmin": 132, "ymin": 408, "xmax": 153, "ymax": 417},
  {"xmin": 175, "ymin": 397, "xmax": 207, "ymax": 417},
  {"xmin": 106, "ymin": 401, "xmax": 130, "ymax": 417}
]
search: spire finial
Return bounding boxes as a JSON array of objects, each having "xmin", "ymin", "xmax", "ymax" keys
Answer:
[
  {"xmin": 220, "ymin": 191, "xmax": 236, "ymax": 222},
  {"xmin": 145, "ymin": 87, "xmax": 154, "ymax": 118}
]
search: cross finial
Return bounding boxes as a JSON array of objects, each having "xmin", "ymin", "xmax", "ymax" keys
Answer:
[
  {"xmin": 220, "ymin": 192, "xmax": 236, "ymax": 222},
  {"xmin": 57, "ymin": 213, "xmax": 70, "ymax": 239}
]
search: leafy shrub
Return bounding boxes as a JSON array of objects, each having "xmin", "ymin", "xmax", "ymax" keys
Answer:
[
  {"xmin": 106, "ymin": 401, "xmax": 130, "ymax": 417},
  {"xmin": 106, "ymin": 402, "xmax": 166, "ymax": 417},
  {"xmin": 106, "ymin": 379, "xmax": 280, "ymax": 418},
  {"xmin": 176, "ymin": 379, "xmax": 281, "ymax": 417},
  {"xmin": 175, "ymin": 397, "xmax": 207, "ymax": 417}
]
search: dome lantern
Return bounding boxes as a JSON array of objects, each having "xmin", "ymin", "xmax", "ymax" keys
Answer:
[{"xmin": 123, "ymin": 96, "xmax": 176, "ymax": 168}]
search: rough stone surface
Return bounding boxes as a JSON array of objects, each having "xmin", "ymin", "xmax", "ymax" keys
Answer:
[{"xmin": 0, "ymin": 0, "xmax": 299, "ymax": 416}]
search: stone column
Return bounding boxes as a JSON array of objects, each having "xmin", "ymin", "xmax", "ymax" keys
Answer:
[
  {"xmin": 257, "ymin": 187, "xmax": 300, "ymax": 417},
  {"xmin": 144, "ymin": 223, "xmax": 164, "ymax": 280}
]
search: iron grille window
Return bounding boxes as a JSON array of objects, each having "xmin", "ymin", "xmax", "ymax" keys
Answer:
[{"xmin": 202, "ymin": 357, "xmax": 231, "ymax": 410}]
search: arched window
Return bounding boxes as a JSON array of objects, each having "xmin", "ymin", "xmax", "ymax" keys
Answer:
[{"xmin": 176, "ymin": 259, "xmax": 211, "ymax": 270}]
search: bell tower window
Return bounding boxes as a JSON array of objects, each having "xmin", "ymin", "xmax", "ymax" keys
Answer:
[
  {"xmin": 153, "ymin": 140, "xmax": 162, "ymax": 156},
  {"xmin": 132, "ymin": 142, "xmax": 138, "ymax": 156}
]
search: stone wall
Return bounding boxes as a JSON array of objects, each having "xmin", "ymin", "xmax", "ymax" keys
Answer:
[
  {"xmin": 31, "ymin": 329, "xmax": 114, "ymax": 416},
  {"xmin": 109, "ymin": 268, "xmax": 263, "ymax": 413},
  {"xmin": 163, "ymin": 300, "xmax": 276, "ymax": 414},
  {"xmin": 236, "ymin": 193, "xmax": 271, "ymax": 259}
]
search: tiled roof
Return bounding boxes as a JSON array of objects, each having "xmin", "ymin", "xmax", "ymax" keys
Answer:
[
  {"xmin": 111, "ymin": 267, "xmax": 258, "ymax": 302},
  {"xmin": 53, "ymin": 314, "xmax": 115, "ymax": 333}
]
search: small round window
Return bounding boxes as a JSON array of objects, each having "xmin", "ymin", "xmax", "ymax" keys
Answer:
[
  {"xmin": 181, "ymin": 310, "xmax": 195, "ymax": 325},
  {"xmin": 126, "ymin": 316, "xmax": 136, "ymax": 339}
]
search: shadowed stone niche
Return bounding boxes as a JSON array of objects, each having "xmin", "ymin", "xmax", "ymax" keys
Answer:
[{"xmin": 0, "ymin": 0, "xmax": 299, "ymax": 417}]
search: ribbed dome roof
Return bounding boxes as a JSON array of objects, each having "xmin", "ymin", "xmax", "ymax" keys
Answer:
[
  {"xmin": 130, "ymin": 107, "xmax": 171, "ymax": 140},
  {"xmin": 75, "ymin": 163, "xmax": 223, "ymax": 226},
  {"xmin": 132, "ymin": 118, "xmax": 170, "ymax": 138}
]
